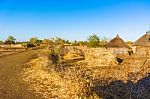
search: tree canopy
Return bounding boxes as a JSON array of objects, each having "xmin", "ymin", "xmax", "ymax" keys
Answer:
[
  {"xmin": 4, "ymin": 35, "xmax": 16, "ymax": 44},
  {"xmin": 52, "ymin": 37, "xmax": 65, "ymax": 45},
  {"xmin": 29, "ymin": 37, "xmax": 42, "ymax": 44},
  {"xmin": 43, "ymin": 39, "xmax": 54, "ymax": 46},
  {"xmin": 87, "ymin": 34, "xmax": 100, "ymax": 47},
  {"xmin": 0, "ymin": 40, "xmax": 3, "ymax": 44}
]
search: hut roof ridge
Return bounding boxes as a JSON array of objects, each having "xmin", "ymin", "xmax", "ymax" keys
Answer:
[{"xmin": 106, "ymin": 34, "xmax": 130, "ymax": 48}]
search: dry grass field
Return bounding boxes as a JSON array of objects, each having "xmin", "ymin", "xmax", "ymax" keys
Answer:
[
  {"xmin": 20, "ymin": 48, "xmax": 150, "ymax": 99},
  {"xmin": 0, "ymin": 47, "xmax": 150, "ymax": 99}
]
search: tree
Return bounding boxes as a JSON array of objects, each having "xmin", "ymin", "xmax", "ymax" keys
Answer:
[
  {"xmin": 71, "ymin": 40, "xmax": 79, "ymax": 46},
  {"xmin": 52, "ymin": 37, "xmax": 65, "ymax": 45},
  {"xmin": 29, "ymin": 37, "xmax": 39, "ymax": 44},
  {"xmin": 65, "ymin": 40, "xmax": 71, "ymax": 44},
  {"xmin": 4, "ymin": 35, "xmax": 16, "ymax": 44},
  {"xmin": 78, "ymin": 41, "xmax": 87, "ymax": 46},
  {"xmin": 43, "ymin": 39, "xmax": 54, "ymax": 46},
  {"xmin": 0, "ymin": 40, "xmax": 3, "ymax": 44},
  {"xmin": 87, "ymin": 34, "xmax": 100, "ymax": 47}
]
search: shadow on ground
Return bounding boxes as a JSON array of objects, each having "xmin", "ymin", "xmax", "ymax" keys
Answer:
[{"xmin": 91, "ymin": 74, "xmax": 150, "ymax": 99}]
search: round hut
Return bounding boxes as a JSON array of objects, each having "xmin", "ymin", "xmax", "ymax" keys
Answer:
[
  {"xmin": 106, "ymin": 34, "xmax": 130, "ymax": 55},
  {"xmin": 133, "ymin": 31, "xmax": 150, "ymax": 56}
]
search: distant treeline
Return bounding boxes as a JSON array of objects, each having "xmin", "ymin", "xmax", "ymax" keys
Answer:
[{"xmin": 0, "ymin": 34, "xmax": 133, "ymax": 47}]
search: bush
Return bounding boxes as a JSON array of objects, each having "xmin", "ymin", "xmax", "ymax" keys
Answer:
[
  {"xmin": 87, "ymin": 34, "xmax": 100, "ymax": 47},
  {"xmin": 49, "ymin": 50, "xmax": 59, "ymax": 64},
  {"xmin": 26, "ymin": 43, "xmax": 36, "ymax": 48},
  {"xmin": 40, "ymin": 48, "xmax": 59, "ymax": 64}
]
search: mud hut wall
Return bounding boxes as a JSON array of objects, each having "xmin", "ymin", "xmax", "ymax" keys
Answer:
[
  {"xmin": 135, "ymin": 46, "xmax": 150, "ymax": 56},
  {"xmin": 0, "ymin": 45, "xmax": 11, "ymax": 48},
  {"xmin": 11, "ymin": 44, "xmax": 25, "ymax": 48},
  {"xmin": 0, "ymin": 45, "xmax": 26, "ymax": 52},
  {"xmin": 64, "ymin": 46, "xmax": 87, "ymax": 55},
  {"xmin": 107, "ymin": 48, "xmax": 129, "ymax": 55},
  {"xmin": 131, "ymin": 46, "xmax": 137, "ymax": 54}
]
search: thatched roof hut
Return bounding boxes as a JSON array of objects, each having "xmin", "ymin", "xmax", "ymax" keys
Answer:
[
  {"xmin": 106, "ymin": 34, "xmax": 130, "ymax": 48},
  {"xmin": 133, "ymin": 32, "xmax": 150, "ymax": 47}
]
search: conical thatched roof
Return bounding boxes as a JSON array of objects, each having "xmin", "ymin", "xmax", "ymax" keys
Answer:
[
  {"xmin": 106, "ymin": 34, "xmax": 130, "ymax": 48},
  {"xmin": 133, "ymin": 32, "xmax": 150, "ymax": 47}
]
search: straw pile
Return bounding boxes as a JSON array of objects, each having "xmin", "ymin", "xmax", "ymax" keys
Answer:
[{"xmin": 84, "ymin": 48, "xmax": 117, "ymax": 67}]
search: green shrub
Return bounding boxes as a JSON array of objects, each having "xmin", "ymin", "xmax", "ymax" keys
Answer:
[{"xmin": 87, "ymin": 34, "xmax": 100, "ymax": 47}]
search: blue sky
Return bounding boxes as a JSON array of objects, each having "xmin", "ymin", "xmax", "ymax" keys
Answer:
[{"xmin": 0, "ymin": 0, "xmax": 150, "ymax": 41}]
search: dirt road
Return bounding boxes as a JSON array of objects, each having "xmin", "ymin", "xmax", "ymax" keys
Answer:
[{"xmin": 0, "ymin": 50, "xmax": 43, "ymax": 99}]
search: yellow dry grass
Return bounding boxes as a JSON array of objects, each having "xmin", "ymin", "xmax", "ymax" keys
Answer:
[
  {"xmin": 21, "ymin": 49, "xmax": 150, "ymax": 99},
  {"xmin": 22, "ymin": 57, "xmax": 97, "ymax": 99},
  {"xmin": 63, "ymin": 53, "xmax": 83, "ymax": 60}
]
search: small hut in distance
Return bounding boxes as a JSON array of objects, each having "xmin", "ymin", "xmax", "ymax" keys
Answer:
[
  {"xmin": 106, "ymin": 34, "xmax": 130, "ymax": 55},
  {"xmin": 133, "ymin": 31, "xmax": 150, "ymax": 56}
]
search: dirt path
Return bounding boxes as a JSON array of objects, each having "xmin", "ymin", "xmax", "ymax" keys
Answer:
[{"xmin": 0, "ymin": 50, "xmax": 44, "ymax": 99}]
